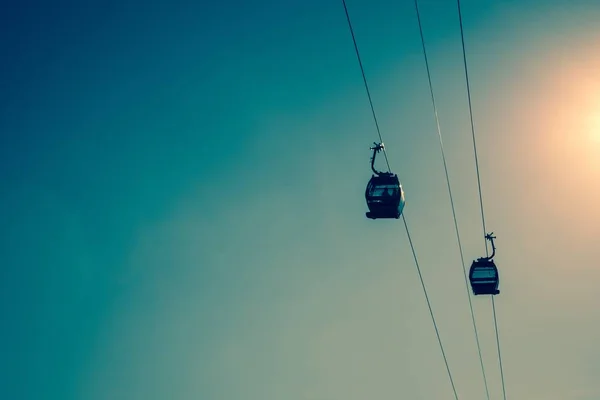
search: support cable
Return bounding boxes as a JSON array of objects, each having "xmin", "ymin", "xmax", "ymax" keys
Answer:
[{"xmin": 341, "ymin": 0, "xmax": 391, "ymax": 172}]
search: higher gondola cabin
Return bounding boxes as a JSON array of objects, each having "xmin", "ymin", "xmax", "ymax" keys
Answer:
[
  {"xmin": 469, "ymin": 259, "xmax": 500, "ymax": 295},
  {"xmin": 364, "ymin": 142, "xmax": 406, "ymax": 220},
  {"xmin": 365, "ymin": 174, "xmax": 405, "ymax": 219}
]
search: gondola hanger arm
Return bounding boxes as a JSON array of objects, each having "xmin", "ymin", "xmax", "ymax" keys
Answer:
[
  {"xmin": 479, "ymin": 232, "xmax": 497, "ymax": 260},
  {"xmin": 369, "ymin": 142, "xmax": 386, "ymax": 175}
]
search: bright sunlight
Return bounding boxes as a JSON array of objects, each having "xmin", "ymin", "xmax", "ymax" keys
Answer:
[{"xmin": 588, "ymin": 111, "xmax": 600, "ymax": 143}]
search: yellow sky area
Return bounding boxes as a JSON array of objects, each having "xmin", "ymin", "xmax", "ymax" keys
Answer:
[
  {"xmin": 543, "ymin": 56, "xmax": 600, "ymax": 172},
  {"xmin": 510, "ymin": 37, "xmax": 600, "ymax": 246},
  {"xmin": 586, "ymin": 103, "xmax": 600, "ymax": 144}
]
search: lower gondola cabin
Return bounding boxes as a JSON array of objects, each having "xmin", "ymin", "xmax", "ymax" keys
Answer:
[{"xmin": 469, "ymin": 259, "xmax": 500, "ymax": 295}]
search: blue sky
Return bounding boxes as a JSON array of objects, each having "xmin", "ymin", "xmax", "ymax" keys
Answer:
[{"xmin": 2, "ymin": 1, "xmax": 600, "ymax": 399}]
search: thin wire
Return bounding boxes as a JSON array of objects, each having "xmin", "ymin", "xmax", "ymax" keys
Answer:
[
  {"xmin": 341, "ymin": 0, "xmax": 391, "ymax": 172},
  {"xmin": 413, "ymin": 1, "xmax": 490, "ymax": 399},
  {"xmin": 402, "ymin": 213, "xmax": 459, "ymax": 400},
  {"xmin": 455, "ymin": 0, "xmax": 487, "ymax": 255},
  {"xmin": 456, "ymin": 2, "xmax": 507, "ymax": 399},
  {"xmin": 492, "ymin": 297, "xmax": 507, "ymax": 400}
]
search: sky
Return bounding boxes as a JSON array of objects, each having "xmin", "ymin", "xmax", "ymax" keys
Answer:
[{"xmin": 1, "ymin": 0, "xmax": 600, "ymax": 399}]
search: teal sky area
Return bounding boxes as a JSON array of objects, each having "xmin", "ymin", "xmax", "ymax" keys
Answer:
[{"xmin": 2, "ymin": 1, "xmax": 600, "ymax": 399}]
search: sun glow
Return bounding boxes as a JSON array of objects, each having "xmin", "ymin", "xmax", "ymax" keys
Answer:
[
  {"xmin": 520, "ymin": 37, "xmax": 600, "ymax": 183},
  {"xmin": 588, "ymin": 111, "xmax": 600, "ymax": 143}
]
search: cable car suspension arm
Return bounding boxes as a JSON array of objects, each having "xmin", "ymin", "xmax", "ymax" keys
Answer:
[
  {"xmin": 370, "ymin": 142, "xmax": 387, "ymax": 175},
  {"xmin": 480, "ymin": 232, "xmax": 496, "ymax": 260}
]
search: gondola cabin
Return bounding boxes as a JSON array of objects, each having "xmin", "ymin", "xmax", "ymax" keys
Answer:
[
  {"xmin": 469, "ymin": 259, "xmax": 500, "ymax": 295},
  {"xmin": 365, "ymin": 173, "xmax": 405, "ymax": 219},
  {"xmin": 364, "ymin": 142, "xmax": 406, "ymax": 220}
]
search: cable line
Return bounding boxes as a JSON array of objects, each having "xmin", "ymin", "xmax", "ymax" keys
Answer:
[
  {"xmin": 413, "ymin": 1, "xmax": 490, "ymax": 399},
  {"xmin": 455, "ymin": 0, "xmax": 487, "ymax": 253},
  {"xmin": 402, "ymin": 213, "xmax": 459, "ymax": 400},
  {"xmin": 455, "ymin": 1, "xmax": 507, "ymax": 399},
  {"xmin": 492, "ymin": 296, "xmax": 506, "ymax": 400},
  {"xmin": 341, "ymin": 0, "xmax": 391, "ymax": 172}
]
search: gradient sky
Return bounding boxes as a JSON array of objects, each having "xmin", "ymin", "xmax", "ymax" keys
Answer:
[{"xmin": 2, "ymin": 1, "xmax": 600, "ymax": 399}]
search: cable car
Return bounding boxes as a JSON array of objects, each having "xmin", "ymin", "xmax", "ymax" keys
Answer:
[
  {"xmin": 469, "ymin": 233, "xmax": 500, "ymax": 295},
  {"xmin": 365, "ymin": 143, "xmax": 406, "ymax": 219}
]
